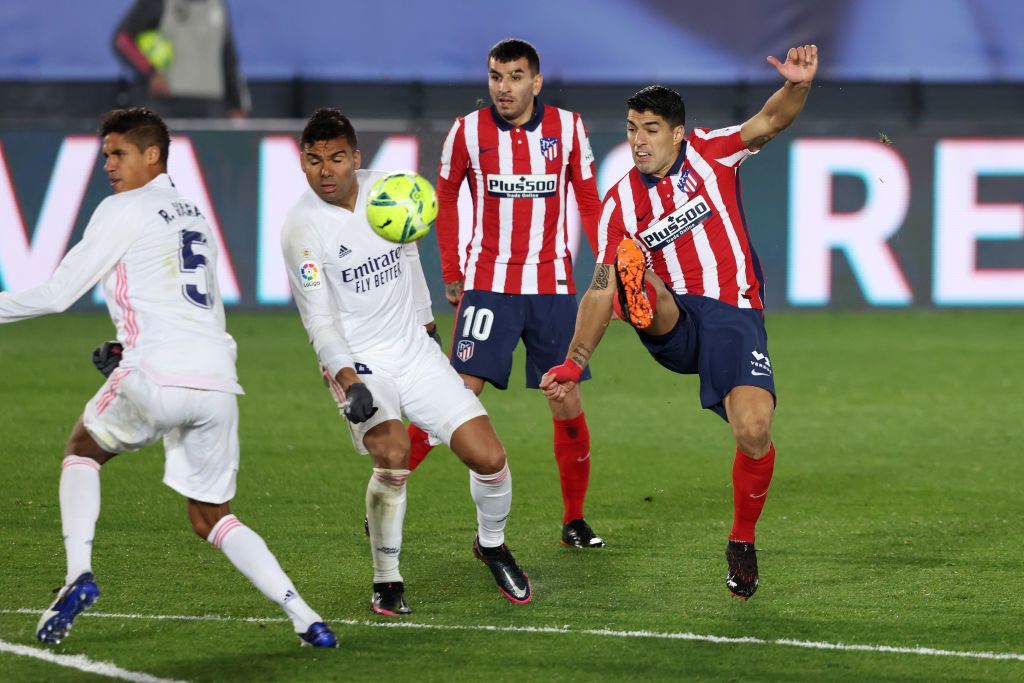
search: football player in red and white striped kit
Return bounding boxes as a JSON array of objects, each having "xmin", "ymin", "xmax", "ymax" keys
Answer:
[
  {"xmin": 406, "ymin": 38, "xmax": 607, "ymax": 549},
  {"xmin": 543, "ymin": 45, "xmax": 820, "ymax": 597}
]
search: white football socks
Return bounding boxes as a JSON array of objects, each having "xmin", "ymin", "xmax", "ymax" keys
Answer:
[
  {"xmin": 207, "ymin": 514, "xmax": 321, "ymax": 633},
  {"xmin": 469, "ymin": 463, "xmax": 511, "ymax": 548},
  {"xmin": 60, "ymin": 455, "xmax": 102, "ymax": 585},
  {"xmin": 366, "ymin": 468, "xmax": 408, "ymax": 584}
]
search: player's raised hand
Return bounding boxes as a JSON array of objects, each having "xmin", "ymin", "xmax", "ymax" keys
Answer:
[
  {"xmin": 343, "ymin": 383, "xmax": 378, "ymax": 423},
  {"xmin": 767, "ymin": 44, "xmax": 818, "ymax": 86}
]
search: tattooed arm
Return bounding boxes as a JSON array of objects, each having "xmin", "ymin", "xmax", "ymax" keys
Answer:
[{"xmin": 540, "ymin": 264, "xmax": 616, "ymax": 399}]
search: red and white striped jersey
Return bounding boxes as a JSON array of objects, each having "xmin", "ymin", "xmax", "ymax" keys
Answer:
[
  {"xmin": 597, "ymin": 126, "xmax": 766, "ymax": 309},
  {"xmin": 437, "ymin": 100, "xmax": 601, "ymax": 295}
]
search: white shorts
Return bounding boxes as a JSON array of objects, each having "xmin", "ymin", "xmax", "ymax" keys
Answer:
[
  {"xmin": 83, "ymin": 369, "xmax": 239, "ymax": 504},
  {"xmin": 323, "ymin": 341, "xmax": 487, "ymax": 455}
]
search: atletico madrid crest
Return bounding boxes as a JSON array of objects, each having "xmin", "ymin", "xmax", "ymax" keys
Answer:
[
  {"xmin": 456, "ymin": 339, "xmax": 475, "ymax": 362},
  {"xmin": 540, "ymin": 137, "xmax": 560, "ymax": 161},
  {"xmin": 677, "ymin": 168, "xmax": 698, "ymax": 197}
]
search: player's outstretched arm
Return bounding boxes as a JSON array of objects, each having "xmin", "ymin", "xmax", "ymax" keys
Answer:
[
  {"xmin": 741, "ymin": 44, "xmax": 819, "ymax": 151},
  {"xmin": 540, "ymin": 264, "xmax": 615, "ymax": 401}
]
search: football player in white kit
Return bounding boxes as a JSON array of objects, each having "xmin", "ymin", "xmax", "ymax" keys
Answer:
[
  {"xmin": 0, "ymin": 108, "xmax": 337, "ymax": 648},
  {"xmin": 281, "ymin": 108, "xmax": 532, "ymax": 613}
]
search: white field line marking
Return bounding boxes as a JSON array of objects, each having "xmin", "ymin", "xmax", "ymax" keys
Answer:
[
  {"xmin": 3, "ymin": 608, "xmax": 1024, "ymax": 663},
  {"xmin": 0, "ymin": 637, "xmax": 189, "ymax": 683}
]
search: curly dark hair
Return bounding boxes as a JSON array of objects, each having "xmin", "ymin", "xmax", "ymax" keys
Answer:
[{"xmin": 300, "ymin": 108, "xmax": 358, "ymax": 149}]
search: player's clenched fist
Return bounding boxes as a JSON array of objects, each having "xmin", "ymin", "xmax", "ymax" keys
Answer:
[
  {"xmin": 540, "ymin": 360, "xmax": 584, "ymax": 401},
  {"xmin": 343, "ymin": 383, "xmax": 378, "ymax": 423}
]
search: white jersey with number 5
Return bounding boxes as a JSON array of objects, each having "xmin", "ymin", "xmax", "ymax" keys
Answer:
[
  {"xmin": 280, "ymin": 169, "xmax": 434, "ymax": 379},
  {"xmin": 0, "ymin": 174, "xmax": 243, "ymax": 394}
]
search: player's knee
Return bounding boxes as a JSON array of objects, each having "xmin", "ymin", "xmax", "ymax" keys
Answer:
[
  {"xmin": 369, "ymin": 441, "xmax": 410, "ymax": 470},
  {"xmin": 64, "ymin": 418, "xmax": 115, "ymax": 463},
  {"xmin": 188, "ymin": 500, "xmax": 232, "ymax": 540},
  {"xmin": 190, "ymin": 517, "xmax": 215, "ymax": 539},
  {"xmin": 468, "ymin": 443, "xmax": 506, "ymax": 476},
  {"xmin": 733, "ymin": 415, "xmax": 772, "ymax": 458}
]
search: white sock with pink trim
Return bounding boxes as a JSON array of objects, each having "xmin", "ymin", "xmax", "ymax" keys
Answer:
[
  {"xmin": 60, "ymin": 455, "xmax": 101, "ymax": 585},
  {"xmin": 206, "ymin": 514, "xmax": 322, "ymax": 633},
  {"xmin": 470, "ymin": 463, "xmax": 511, "ymax": 548}
]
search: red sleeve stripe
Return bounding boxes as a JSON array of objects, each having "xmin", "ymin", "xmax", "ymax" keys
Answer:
[{"xmin": 114, "ymin": 31, "xmax": 155, "ymax": 75}]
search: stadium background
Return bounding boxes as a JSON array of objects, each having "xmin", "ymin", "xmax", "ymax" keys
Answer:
[
  {"xmin": 2, "ymin": 0, "xmax": 1022, "ymax": 311},
  {"xmin": 3, "ymin": 2, "xmax": 1024, "ymax": 682}
]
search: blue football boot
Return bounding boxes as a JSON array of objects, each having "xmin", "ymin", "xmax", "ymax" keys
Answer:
[
  {"xmin": 36, "ymin": 572, "xmax": 100, "ymax": 644},
  {"xmin": 299, "ymin": 621, "xmax": 339, "ymax": 648}
]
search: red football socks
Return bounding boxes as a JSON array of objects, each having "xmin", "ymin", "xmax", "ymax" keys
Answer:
[
  {"xmin": 729, "ymin": 443, "xmax": 776, "ymax": 543},
  {"xmin": 407, "ymin": 423, "xmax": 434, "ymax": 471},
  {"xmin": 552, "ymin": 412, "xmax": 591, "ymax": 524}
]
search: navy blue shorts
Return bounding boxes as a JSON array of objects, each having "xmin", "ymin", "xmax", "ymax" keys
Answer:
[
  {"xmin": 636, "ymin": 293, "xmax": 776, "ymax": 421},
  {"xmin": 450, "ymin": 290, "xmax": 592, "ymax": 390}
]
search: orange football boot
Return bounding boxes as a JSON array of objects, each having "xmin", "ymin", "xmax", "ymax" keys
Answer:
[{"xmin": 614, "ymin": 238, "xmax": 653, "ymax": 329}]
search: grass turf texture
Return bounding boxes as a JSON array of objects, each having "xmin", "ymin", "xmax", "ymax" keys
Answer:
[{"xmin": 1, "ymin": 310, "xmax": 1022, "ymax": 682}]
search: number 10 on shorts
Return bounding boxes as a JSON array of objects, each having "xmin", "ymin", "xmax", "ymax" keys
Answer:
[{"xmin": 460, "ymin": 306, "xmax": 494, "ymax": 341}]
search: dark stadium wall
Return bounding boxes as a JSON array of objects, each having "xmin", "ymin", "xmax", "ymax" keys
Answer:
[{"xmin": 1, "ymin": 125, "xmax": 1022, "ymax": 310}]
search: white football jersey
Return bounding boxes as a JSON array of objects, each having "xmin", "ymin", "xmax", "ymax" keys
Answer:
[
  {"xmin": 0, "ymin": 174, "xmax": 243, "ymax": 394},
  {"xmin": 281, "ymin": 169, "xmax": 434, "ymax": 378}
]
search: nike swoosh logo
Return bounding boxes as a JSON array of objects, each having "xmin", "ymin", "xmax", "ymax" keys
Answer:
[
  {"xmin": 636, "ymin": 210, "xmax": 651, "ymax": 223},
  {"xmin": 480, "ymin": 146, "xmax": 498, "ymax": 154},
  {"xmin": 751, "ymin": 371, "xmax": 772, "ymax": 376},
  {"xmin": 576, "ymin": 453, "xmax": 591, "ymax": 463},
  {"xmin": 502, "ymin": 568, "xmax": 528, "ymax": 598},
  {"xmin": 749, "ymin": 489, "xmax": 770, "ymax": 499}
]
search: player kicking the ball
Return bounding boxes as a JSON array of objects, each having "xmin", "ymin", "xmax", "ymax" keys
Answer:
[
  {"xmin": 0, "ymin": 108, "xmax": 337, "ymax": 647},
  {"xmin": 280, "ymin": 108, "xmax": 531, "ymax": 614},
  {"xmin": 542, "ymin": 45, "xmax": 819, "ymax": 599}
]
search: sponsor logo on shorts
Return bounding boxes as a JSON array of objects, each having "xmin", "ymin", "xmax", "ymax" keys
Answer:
[
  {"xmin": 637, "ymin": 195, "xmax": 712, "ymax": 251},
  {"xmin": 355, "ymin": 362, "xmax": 372, "ymax": 374},
  {"xmin": 486, "ymin": 173, "xmax": 558, "ymax": 198},
  {"xmin": 456, "ymin": 339, "xmax": 475, "ymax": 362},
  {"xmin": 299, "ymin": 260, "xmax": 322, "ymax": 291},
  {"xmin": 750, "ymin": 349, "xmax": 772, "ymax": 376}
]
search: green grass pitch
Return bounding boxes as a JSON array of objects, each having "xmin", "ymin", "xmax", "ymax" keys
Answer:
[{"xmin": 1, "ymin": 310, "xmax": 1023, "ymax": 682}]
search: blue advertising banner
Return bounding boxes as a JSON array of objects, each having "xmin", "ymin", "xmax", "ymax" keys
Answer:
[{"xmin": 3, "ymin": 0, "xmax": 1024, "ymax": 82}]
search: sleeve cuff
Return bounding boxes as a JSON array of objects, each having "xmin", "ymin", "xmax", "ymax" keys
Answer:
[{"xmin": 323, "ymin": 353, "xmax": 355, "ymax": 380}]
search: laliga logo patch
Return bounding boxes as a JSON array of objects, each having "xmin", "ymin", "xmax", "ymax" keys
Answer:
[{"xmin": 299, "ymin": 260, "xmax": 322, "ymax": 291}]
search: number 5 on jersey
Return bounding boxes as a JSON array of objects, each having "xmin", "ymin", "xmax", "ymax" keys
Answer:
[{"xmin": 179, "ymin": 230, "xmax": 215, "ymax": 309}]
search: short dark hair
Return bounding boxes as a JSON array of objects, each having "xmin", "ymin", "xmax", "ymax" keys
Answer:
[
  {"xmin": 488, "ymin": 38, "xmax": 540, "ymax": 74},
  {"xmin": 99, "ymin": 107, "xmax": 170, "ymax": 164},
  {"xmin": 626, "ymin": 85, "xmax": 686, "ymax": 128},
  {"xmin": 301, "ymin": 108, "xmax": 358, "ymax": 149}
]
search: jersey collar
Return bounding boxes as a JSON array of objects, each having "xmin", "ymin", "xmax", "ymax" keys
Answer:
[
  {"xmin": 148, "ymin": 173, "xmax": 173, "ymax": 188},
  {"xmin": 489, "ymin": 97, "xmax": 545, "ymax": 132},
  {"xmin": 637, "ymin": 142, "xmax": 687, "ymax": 188}
]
